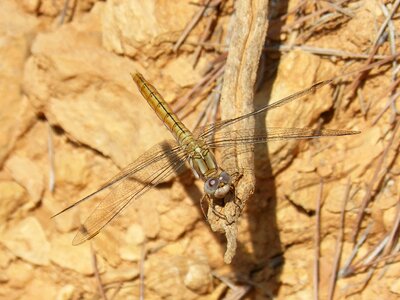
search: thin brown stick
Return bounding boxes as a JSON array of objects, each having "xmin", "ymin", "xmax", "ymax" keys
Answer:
[
  {"xmin": 327, "ymin": 179, "xmax": 351, "ymax": 300},
  {"xmin": 91, "ymin": 244, "xmax": 108, "ymax": 300},
  {"xmin": 264, "ymin": 44, "xmax": 391, "ymax": 60},
  {"xmin": 371, "ymin": 78, "xmax": 400, "ymax": 125},
  {"xmin": 314, "ymin": 180, "xmax": 323, "ymax": 300},
  {"xmin": 173, "ymin": 0, "xmax": 212, "ymax": 52},
  {"xmin": 192, "ymin": 1, "xmax": 221, "ymax": 67},
  {"xmin": 352, "ymin": 119, "xmax": 400, "ymax": 243},
  {"xmin": 383, "ymin": 200, "xmax": 400, "ymax": 256},
  {"xmin": 47, "ymin": 123, "xmax": 55, "ymax": 193},
  {"xmin": 172, "ymin": 58, "xmax": 225, "ymax": 110},
  {"xmin": 345, "ymin": 0, "xmax": 400, "ymax": 102},
  {"xmin": 139, "ymin": 243, "xmax": 147, "ymax": 300},
  {"xmin": 282, "ymin": 0, "xmax": 351, "ymax": 32}
]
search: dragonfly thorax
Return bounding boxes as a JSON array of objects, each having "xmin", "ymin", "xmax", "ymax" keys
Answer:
[{"xmin": 186, "ymin": 139, "xmax": 219, "ymax": 181}]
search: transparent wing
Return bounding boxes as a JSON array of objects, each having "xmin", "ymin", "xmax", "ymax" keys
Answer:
[
  {"xmin": 205, "ymin": 127, "xmax": 360, "ymax": 148},
  {"xmin": 54, "ymin": 140, "xmax": 187, "ymax": 245},
  {"xmin": 196, "ymin": 79, "xmax": 334, "ymax": 139}
]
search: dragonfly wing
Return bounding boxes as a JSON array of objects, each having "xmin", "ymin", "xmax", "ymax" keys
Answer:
[
  {"xmin": 67, "ymin": 140, "xmax": 187, "ymax": 245},
  {"xmin": 196, "ymin": 79, "xmax": 334, "ymax": 139},
  {"xmin": 206, "ymin": 127, "xmax": 360, "ymax": 148}
]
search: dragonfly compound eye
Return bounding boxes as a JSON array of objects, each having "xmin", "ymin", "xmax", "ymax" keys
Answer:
[
  {"xmin": 204, "ymin": 177, "xmax": 220, "ymax": 195},
  {"xmin": 218, "ymin": 171, "xmax": 231, "ymax": 185}
]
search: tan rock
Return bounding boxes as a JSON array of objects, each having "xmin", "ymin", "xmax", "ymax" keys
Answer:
[
  {"xmin": 50, "ymin": 233, "xmax": 93, "ymax": 275},
  {"xmin": 101, "ymin": 266, "xmax": 139, "ymax": 285},
  {"xmin": 325, "ymin": 183, "xmax": 356, "ymax": 213},
  {"xmin": 0, "ymin": 180, "xmax": 27, "ymax": 223},
  {"xmin": 389, "ymin": 278, "xmax": 400, "ymax": 295},
  {"xmin": 21, "ymin": 278, "xmax": 57, "ymax": 300},
  {"xmin": 20, "ymin": 0, "xmax": 40, "ymax": 13},
  {"xmin": 5, "ymin": 155, "xmax": 44, "ymax": 209},
  {"xmin": 119, "ymin": 244, "xmax": 142, "ymax": 262},
  {"xmin": 2, "ymin": 217, "xmax": 50, "ymax": 266},
  {"xmin": 93, "ymin": 229, "xmax": 122, "ymax": 267},
  {"xmin": 0, "ymin": 0, "xmax": 37, "ymax": 166},
  {"xmin": 139, "ymin": 195, "xmax": 160, "ymax": 239},
  {"xmin": 0, "ymin": 246, "xmax": 13, "ymax": 268},
  {"xmin": 23, "ymin": 5, "xmax": 167, "ymax": 168},
  {"xmin": 383, "ymin": 205, "xmax": 398, "ymax": 232},
  {"xmin": 125, "ymin": 223, "xmax": 145, "ymax": 245},
  {"xmin": 159, "ymin": 201, "xmax": 199, "ymax": 241},
  {"xmin": 102, "ymin": 0, "xmax": 199, "ymax": 58},
  {"xmin": 145, "ymin": 255, "xmax": 201, "ymax": 300},
  {"xmin": 55, "ymin": 284, "xmax": 75, "ymax": 300},
  {"xmin": 183, "ymin": 262, "xmax": 212, "ymax": 294},
  {"xmin": 54, "ymin": 148, "xmax": 90, "ymax": 187},
  {"xmin": 7, "ymin": 260, "xmax": 34, "ymax": 289}
]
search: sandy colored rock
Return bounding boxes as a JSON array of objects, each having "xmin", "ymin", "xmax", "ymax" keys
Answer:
[
  {"xmin": 5, "ymin": 155, "xmax": 44, "ymax": 208},
  {"xmin": 6, "ymin": 260, "xmax": 34, "ymax": 289},
  {"xmin": 21, "ymin": 278, "xmax": 57, "ymax": 300},
  {"xmin": 1, "ymin": 217, "xmax": 50, "ymax": 266},
  {"xmin": 0, "ymin": 0, "xmax": 399, "ymax": 299},
  {"xmin": 55, "ymin": 284, "xmax": 76, "ymax": 300},
  {"xmin": 93, "ymin": 229, "xmax": 122, "ymax": 267},
  {"xmin": 20, "ymin": 0, "xmax": 40, "ymax": 13},
  {"xmin": 138, "ymin": 193, "xmax": 161, "ymax": 239},
  {"xmin": 390, "ymin": 278, "xmax": 400, "ymax": 294},
  {"xmin": 0, "ymin": 0, "xmax": 37, "ymax": 166},
  {"xmin": 23, "ymin": 3, "xmax": 167, "ymax": 168},
  {"xmin": 101, "ymin": 266, "xmax": 139, "ymax": 285},
  {"xmin": 54, "ymin": 148, "xmax": 90, "ymax": 187},
  {"xmin": 183, "ymin": 261, "xmax": 212, "ymax": 294},
  {"xmin": 159, "ymin": 200, "xmax": 199, "ymax": 241},
  {"xmin": 102, "ymin": 0, "xmax": 200, "ymax": 58},
  {"xmin": 0, "ymin": 246, "xmax": 13, "ymax": 269},
  {"xmin": 119, "ymin": 244, "xmax": 142, "ymax": 262},
  {"xmin": 50, "ymin": 233, "xmax": 93, "ymax": 275},
  {"xmin": 125, "ymin": 223, "xmax": 145, "ymax": 245},
  {"xmin": 145, "ymin": 255, "xmax": 203, "ymax": 300},
  {"xmin": 0, "ymin": 180, "xmax": 27, "ymax": 223}
]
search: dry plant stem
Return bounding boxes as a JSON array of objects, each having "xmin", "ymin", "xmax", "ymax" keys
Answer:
[
  {"xmin": 209, "ymin": 0, "xmax": 268, "ymax": 264},
  {"xmin": 192, "ymin": 1, "xmax": 221, "ymax": 67},
  {"xmin": 352, "ymin": 119, "xmax": 400, "ymax": 243},
  {"xmin": 173, "ymin": 0, "xmax": 212, "ymax": 52},
  {"xmin": 327, "ymin": 179, "xmax": 351, "ymax": 300},
  {"xmin": 282, "ymin": 0, "xmax": 351, "ymax": 32},
  {"xmin": 383, "ymin": 201, "xmax": 400, "ymax": 256},
  {"xmin": 314, "ymin": 180, "xmax": 323, "ymax": 300},
  {"xmin": 173, "ymin": 60, "xmax": 224, "ymax": 111},
  {"xmin": 91, "ymin": 244, "xmax": 108, "ymax": 300},
  {"xmin": 47, "ymin": 123, "xmax": 55, "ymax": 193},
  {"xmin": 139, "ymin": 244, "xmax": 147, "ymax": 300},
  {"xmin": 264, "ymin": 44, "xmax": 391, "ymax": 60},
  {"xmin": 179, "ymin": 64, "xmax": 225, "ymax": 120},
  {"xmin": 345, "ymin": 0, "xmax": 400, "ymax": 102},
  {"xmin": 371, "ymin": 77, "xmax": 400, "ymax": 125}
]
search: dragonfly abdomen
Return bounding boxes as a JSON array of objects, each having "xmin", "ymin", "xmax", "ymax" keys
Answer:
[{"xmin": 131, "ymin": 73, "xmax": 192, "ymax": 144}]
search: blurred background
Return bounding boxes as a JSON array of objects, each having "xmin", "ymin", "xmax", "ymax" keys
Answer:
[{"xmin": 0, "ymin": 0, "xmax": 399, "ymax": 299}]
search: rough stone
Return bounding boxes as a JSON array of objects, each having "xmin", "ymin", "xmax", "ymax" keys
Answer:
[
  {"xmin": 0, "ymin": 0, "xmax": 37, "ymax": 166},
  {"xmin": 0, "ymin": 180, "xmax": 27, "ymax": 223},
  {"xmin": 5, "ymin": 155, "xmax": 44, "ymax": 209},
  {"xmin": 50, "ymin": 233, "xmax": 93, "ymax": 275},
  {"xmin": 7, "ymin": 261, "xmax": 34, "ymax": 289},
  {"xmin": 2, "ymin": 217, "xmax": 50, "ymax": 266}
]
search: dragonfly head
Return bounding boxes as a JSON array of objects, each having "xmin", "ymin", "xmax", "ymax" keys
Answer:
[{"xmin": 204, "ymin": 171, "xmax": 231, "ymax": 198}]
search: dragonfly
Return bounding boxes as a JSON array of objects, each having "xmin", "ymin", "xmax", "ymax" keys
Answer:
[{"xmin": 53, "ymin": 73, "xmax": 359, "ymax": 245}]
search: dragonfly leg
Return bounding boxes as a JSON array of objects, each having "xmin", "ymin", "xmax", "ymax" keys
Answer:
[{"xmin": 200, "ymin": 194, "xmax": 209, "ymax": 222}]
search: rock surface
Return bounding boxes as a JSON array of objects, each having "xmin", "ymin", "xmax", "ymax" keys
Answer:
[{"xmin": 0, "ymin": 0, "xmax": 398, "ymax": 299}]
